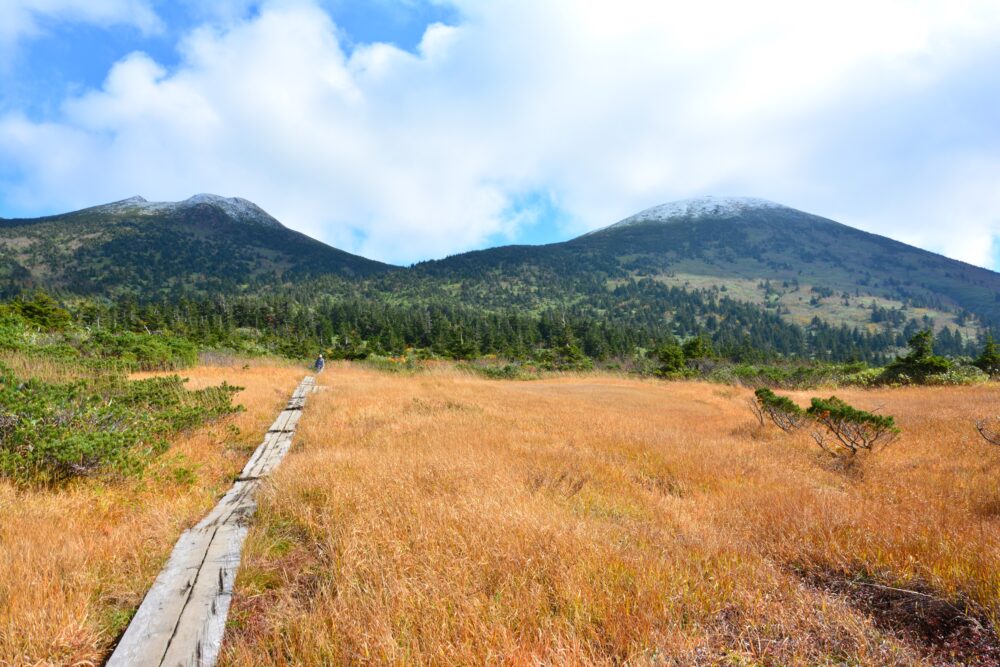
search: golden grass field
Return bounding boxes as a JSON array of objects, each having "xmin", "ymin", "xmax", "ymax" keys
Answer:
[
  {"xmin": 2, "ymin": 361, "xmax": 999, "ymax": 665},
  {"xmin": 217, "ymin": 364, "xmax": 1000, "ymax": 666},
  {"xmin": 0, "ymin": 362, "xmax": 305, "ymax": 666}
]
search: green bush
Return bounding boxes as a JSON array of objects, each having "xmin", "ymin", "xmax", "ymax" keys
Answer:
[
  {"xmin": 654, "ymin": 341, "xmax": 686, "ymax": 375},
  {"xmin": 534, "ymin": 345, "xmax": 593, "ymax": 372},
  {"xmin": 921, "ymin": 364, "xmax": 989, "ymax": 386},
  {"xmin": 714, "ymin": 362, "xmax": 869, "ymax": 389},
  {"xmin": 682, "ymin": 335, "xmax": 714, "ymax": 362},
  {"xmin": 806, "ymin": 396, "xmax": 899, "ymax": 456},
  {"xmin": 0, "ymin": 313, "xmax": 30, "ymax": 351},
  {"xmin": 0, "ymin": 367, "xmax": 241, "ymax": 484},
  {"xmin": 974, "ymin": 335, "xmax": 1000, "ymax": 378},
  {"xmin": 83, "ymin": 330, "xmax": 198, "ymax": 370},
  {"xmin": 842, "ymin": 367, "xmax": 882, "ymax": 387},
  {"xmin": 4, "ymin": 292, "xmax": 72, "ymax": 330},
  {"xmin": 361, "ymin": 355, "xmax": 424, "ymax": 374},
  {"xmin": 878, "ymin": 330, "xmax": 952, "ymax": 385},
  {"xmin": 652, "ymin": 335, "xmax": 716, "ymax": 378},
  {"xmin": 753, "ymin": 387, "xmax": 806, "ymax": 432},
  {"xmin": 459, "ymin": 362, "xmax": 537, "ymax": 380}
]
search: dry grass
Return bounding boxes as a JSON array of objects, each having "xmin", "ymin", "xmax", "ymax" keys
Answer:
[
  {"xmin": 0, "ymin": 351, "xmax": 117, "ymax": 384},
  {"xmin": 220, "ymin": 364, "xmax": 1000, "ymax": 666},
  {"xmin": 0, "ymin": 364, "xmax": 306, "ymax": 666}
]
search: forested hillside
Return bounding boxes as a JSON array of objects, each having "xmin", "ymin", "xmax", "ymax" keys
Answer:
[
  {"xmin": 81, "ymin": 286, "xmax": 978, "ymax": 366},
  {"xmin": 1, "ymin": 194, "xmax": 996, "ymax": 363}
]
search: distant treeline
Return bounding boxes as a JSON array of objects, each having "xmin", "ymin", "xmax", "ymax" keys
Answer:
[{"xmin": 64, "ymin": 282, "xmax": 983, "ymax": 364}]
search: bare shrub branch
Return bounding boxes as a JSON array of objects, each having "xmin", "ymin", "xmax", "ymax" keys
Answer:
[
  {"xmin": 747, "ymin": 397, "xmax": 765, "ymax": 426},
  {"xmin": 975, "ymin": 418, "xmax": 1000, "ymax": 446}
]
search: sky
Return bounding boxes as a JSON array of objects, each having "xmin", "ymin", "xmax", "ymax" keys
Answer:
[{"xmin": 2, "ymin": 1, "xmax": 1000, "ymax": 269}]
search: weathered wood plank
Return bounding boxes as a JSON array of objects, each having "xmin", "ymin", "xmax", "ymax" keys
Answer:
[{"xmin": 107, "ymin": 375, "xmax": 315, "ymax": 667}]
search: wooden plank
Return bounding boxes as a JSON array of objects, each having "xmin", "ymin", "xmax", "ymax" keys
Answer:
[{"xmin": 107, "ymin": 375, "xmax": 315, "ymax": 667}]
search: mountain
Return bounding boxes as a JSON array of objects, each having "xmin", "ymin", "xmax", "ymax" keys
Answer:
[
  {"xmin": 411, "ymin": 196, "xmax": 1000, "ymax": 335},
  {"xmin": 2, "ymin": 193, "xmax": 997, "ymax": 358},
  {"xmin": 0, "ymin": 194, "xmax": 390, "ymax": 296}
]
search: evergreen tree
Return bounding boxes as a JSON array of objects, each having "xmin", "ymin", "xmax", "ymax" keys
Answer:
[
  {"xmin": 655, "ymin": 340, "xmax": 686, "ymax": 375},
  {"xmin": 682, "ymin": 335, "xmax": 714, "ymax": 361},
  {"xmin": 975, "ymin": 334, "xmax": 1000, "ymax": 378},
  {"xmin": 880, "ymin": 329, "xmax": 951, "ymax": 383}
]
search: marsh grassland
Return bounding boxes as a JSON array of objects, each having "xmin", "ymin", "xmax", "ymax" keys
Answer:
[
  {"xmin": 217, "ymin": 364, "xmax": 1000, "ymax": 666},
  {"xmin": 2, "ymin": 361, "xmax": 998, "ymax": 666}
]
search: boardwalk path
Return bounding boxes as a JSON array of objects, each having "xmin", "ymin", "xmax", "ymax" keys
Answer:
[{"xmin": 108, "ymin": 375, "xmax": 316, "ymax": 667}]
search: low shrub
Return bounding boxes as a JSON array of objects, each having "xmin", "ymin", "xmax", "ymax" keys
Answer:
[
  {"xmin": 2, "ymin": 292, "xmax": 72, "ymax": 330},
  {"xmin": 920, "ymin": 364, "xmax": 989, "ymax": 386},
  {"xmin": 0, "ymin": 366, "xmax": 241, "ymax": 484},
  {"xmin": 361, "ymin": 355, "xmax": 425, "ymax": 374},
  {"xmin": 806, "ymin": 396, "xmax": 899, "ymax": 457},
  {"xmin": 711, "ymin": 362, "xmax": 870, "ymax": 389},
  {"xmin": 459, "ymin": 362, "xmax": 538, "ymax": 380},
  {"xmin": 754, "ymin": 389, "xmax": 901, "ymax": 466},
  {"xmin": 83, "ymin": 330, "xmax": 198, "ymax": 370},
  {"xmin": 0, "ymin": 312, "xmax": 32, "ymax": 351},
  {"xmin": 534, "ymin": 345, "xmax": 594, "ymax": 372},
  {"xmin": 753, "ymin": 387, "xmax": 807, "ymax": 432},
  {"xmin": 842, "ymin": 367, "xmax": 883, "ymax": 387}
]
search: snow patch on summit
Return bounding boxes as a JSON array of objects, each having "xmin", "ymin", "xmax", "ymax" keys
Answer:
[
  {"xmin": 606, "ymin": 196, "xmax": 788, "ymax": 230},
  {"xmin": 96, "ymin": 194, "xmax": 283, "ymax": 228}
]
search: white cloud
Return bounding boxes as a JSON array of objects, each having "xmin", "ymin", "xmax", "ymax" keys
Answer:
[
  {"xmin": 0, "ymin": 0, "xmax": 162, "ymax": 51},
  {"xmin": 3, "ymin": 0, "xmax": 1000, "ymax": 267}
]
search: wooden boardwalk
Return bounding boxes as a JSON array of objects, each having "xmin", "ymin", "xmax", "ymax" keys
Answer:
[{"xmin": 107, "ymin": 376, "xmax": 315, "ymax": 667}]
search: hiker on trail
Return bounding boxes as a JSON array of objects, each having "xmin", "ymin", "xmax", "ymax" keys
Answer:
[{"xmin": 314, "ymin": 354, "xmax": 325, "ymax": 373}]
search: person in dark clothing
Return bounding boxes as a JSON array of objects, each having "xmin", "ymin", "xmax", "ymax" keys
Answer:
[{"xmin": 314, "ymin": 354, "xmax": 325, "ymax": 373}]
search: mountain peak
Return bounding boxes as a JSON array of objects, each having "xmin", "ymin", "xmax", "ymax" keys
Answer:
[
  {"xmin": 94, "ymin": 193, "xmax": 283, "ymax": 229},
  {"xmin": 181, "ymin": 194, "xmax": 282, "ymax": 227},
  {"xmin": 607, "ymin": 196, "xmax": 790, "ymax": 231}
]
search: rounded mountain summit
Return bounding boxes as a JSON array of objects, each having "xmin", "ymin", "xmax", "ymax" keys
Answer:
[
  {"xmin": 417, "ymin": 195, "xmax": 1000, "ymax": 328},
  {"xmin": 0, "ymin": 194, "xmax": 390, "ymax": 295}
]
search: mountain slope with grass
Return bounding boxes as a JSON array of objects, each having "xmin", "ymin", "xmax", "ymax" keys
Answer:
[
  {"xmin": 0, "ymin": 194, "xmax": 392, "ymax": 296},
  {"xmin": 412, "ymin": 196, "xmax": 1000, "ymax": 335}
]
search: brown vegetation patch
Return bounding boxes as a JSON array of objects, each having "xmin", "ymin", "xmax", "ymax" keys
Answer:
[
  {"xmin": 220, "ymin": 365, "xmax": 1000, "ymax": 665},
  {"xmin": 8, "ymin": 360, "xmax": 1000, "ymax": 664}
]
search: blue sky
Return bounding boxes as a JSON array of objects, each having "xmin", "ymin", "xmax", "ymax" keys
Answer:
[
  {"xmin": 2, "ymin": 1, "xmax": 1000, "ymax": 268},
  {"xmin": 2, "ymin": 2, "xmax": 456, "ymax": 117}
]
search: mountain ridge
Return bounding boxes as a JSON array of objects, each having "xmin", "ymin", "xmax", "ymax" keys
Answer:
[
  {"xmin": 27, "ymin": 194, "xmax": 287, "ymax": 230},
  {"xmin": 411, "ymin": 196, "xmax": 1000, "ymax": 335},
  {"xmin": 0, "ymin": 193, "xmax": 390, "ymax": 296},
  {"xmin": 1, "ymin": 194, "xmax": 998, "ymax": 347}
]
